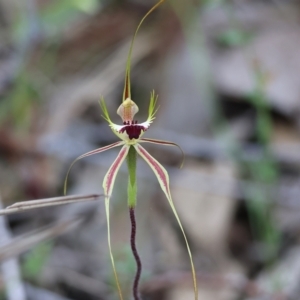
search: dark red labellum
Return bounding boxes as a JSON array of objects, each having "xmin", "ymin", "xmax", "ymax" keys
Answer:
[{"xmin": 119, "ymin": 121, "xmax": 146, "ymax": 139}]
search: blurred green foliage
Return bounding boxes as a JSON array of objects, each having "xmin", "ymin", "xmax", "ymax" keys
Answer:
[
  {"xmin": 0, "ymin": 0, "xmax": 103, "ymax": 131},
  {"xmin": 106, "ymin": 245, "xmax": 136, "ymax": 299},
  {"xmin": 244, "ymin": 66, "xmax": 280, "ymax": 262},
  {"xmin": 22, "ymin": 241, "xmax": 53, "ymax": 281},
  {"xmin": 41, "ymin": 0, "xmax": 101, "ymax": 35},
  {"xmin": 14, "ymin": 0, "xmax": 101, "ymax": 40},
  {"xmin": 217, "ymin": 28, "xmax": 252, "ymax": 48},
  {"xmin": 0, "ymin": 72, "xmax": 40, "ymax": 130}
]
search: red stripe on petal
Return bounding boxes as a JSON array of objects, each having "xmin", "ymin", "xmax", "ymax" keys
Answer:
[
  {"xmin": 105, "ymin": 146, "xmax": 129, "ymax": 195},
  {"xmin": 136, "ymin": 145, "xmax": 169, "ymax": 194}
]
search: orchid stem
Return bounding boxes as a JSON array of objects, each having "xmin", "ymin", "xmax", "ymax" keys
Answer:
[
  {"xmin": 127, "ymin": 146, "xmax": 137, "ymax": 207},
  {"xmin": 129, "ymin": 207, "xmax": 142, "ymax": 300}
]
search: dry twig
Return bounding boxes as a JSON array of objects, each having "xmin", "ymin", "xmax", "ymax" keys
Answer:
[{"xmin": 0, "ymin": 194, "xmax": 102, "ymax": 215}]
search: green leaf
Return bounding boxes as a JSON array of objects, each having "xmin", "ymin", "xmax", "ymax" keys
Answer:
[{"xmin": 22, "ymin": 242, "xmax": 53, "ymax": 280}]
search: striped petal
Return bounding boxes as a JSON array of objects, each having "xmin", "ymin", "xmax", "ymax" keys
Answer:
[
  {"xmin": 139, "ymin": 138, "xmax": 184, "ymax": 168},
  {"xmin": 64, "ymin": 141, "xmax": 125, "ymax": 195},
  {"xmin": 134, "ymin": 144, "xmax": 198, "ymax": 300},
  {"xmin": 103, "ymin": 145, "xmax": 129, "ymax": 197},
  {"xmin": 103, "ymin": 145, "xmax": 130, "ymax": 300}
]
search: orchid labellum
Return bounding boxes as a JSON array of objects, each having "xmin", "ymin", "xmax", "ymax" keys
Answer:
[{"xmin": 64, "ymin": 0, "xmax": 198, "ymax": 299}]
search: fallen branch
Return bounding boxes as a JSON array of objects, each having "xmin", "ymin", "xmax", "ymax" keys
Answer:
[{"xmin": 0, "ymin": 194, "xmax": 103, "ymax": 215}]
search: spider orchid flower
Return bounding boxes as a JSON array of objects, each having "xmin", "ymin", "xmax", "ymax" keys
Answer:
[
  {"xmin": 64, "ymin": 94, "xmax": 198, "ymax": 296},
  {"xmin": 64, "ymin": 1, "xmax": 198, "ymax": 299}
]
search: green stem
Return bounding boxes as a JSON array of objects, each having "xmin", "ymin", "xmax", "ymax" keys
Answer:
[{"xmin": 127, "ymin": 146, "xmax": 137, "ymax": 207}]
